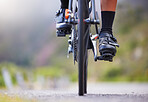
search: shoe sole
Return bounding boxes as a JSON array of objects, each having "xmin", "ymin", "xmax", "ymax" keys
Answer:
[{"xmin": 98, "ymin": 50, "xmax": 116, "ymax": 62}]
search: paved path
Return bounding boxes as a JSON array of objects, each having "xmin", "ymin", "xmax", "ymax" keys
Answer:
[{"xmin": 1, "ymin": 83, "xmax": 148, "ymax": 102}]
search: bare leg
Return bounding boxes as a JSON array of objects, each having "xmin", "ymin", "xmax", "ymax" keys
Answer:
[{"xmin": 101, "ymin": 0, "xmax": 117, "ymax": 11}]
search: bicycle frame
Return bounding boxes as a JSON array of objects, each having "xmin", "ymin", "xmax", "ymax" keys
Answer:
[
  {"xmin": 67, "ymin": 0, "xmax": 100, "ymax": 62},
  {"xmin": 64, "ymin": 0, "xmax": 102, "ymax": 95}
]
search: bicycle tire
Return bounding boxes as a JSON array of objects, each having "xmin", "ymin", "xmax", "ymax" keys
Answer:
[{"xmin": 78, "ymin": 0, "xmax": 89, "ymax": 96}]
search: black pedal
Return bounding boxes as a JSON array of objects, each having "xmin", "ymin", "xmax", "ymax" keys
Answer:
[
  {"xmin": 56, "ymin": 29, "xmax": 72, "ymax": 37},
  {"xmin": 56, "ymin": 30, "xmax": 66, "ymax": 37},
  {"xmin": 97, "ymin": 53, "xmax": 114, "ymax": 62}
]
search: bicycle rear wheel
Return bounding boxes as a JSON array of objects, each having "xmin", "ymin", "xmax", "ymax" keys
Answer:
[{"xmin": 78, "ymin": 0, "xmax": 90, "ymax": 96}]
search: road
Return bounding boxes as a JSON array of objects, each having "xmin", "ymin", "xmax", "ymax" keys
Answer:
[{"xmin": 1, "ymin": 83, "xmax": 148, "ymax": 102}]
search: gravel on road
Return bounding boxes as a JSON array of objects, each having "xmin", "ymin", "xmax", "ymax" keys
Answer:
[{"xmin": 0, "ymin": 83, "xmax": 148, "ymax": 102}]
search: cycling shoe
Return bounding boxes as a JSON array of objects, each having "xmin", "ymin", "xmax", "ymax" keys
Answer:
[
  {"xmin": 98, "ymin": 31, "xmax": 119, "ymax": 62},
  {"xmin": 55, "ymin": 9, "xmax": 72, "ymax": 37}
]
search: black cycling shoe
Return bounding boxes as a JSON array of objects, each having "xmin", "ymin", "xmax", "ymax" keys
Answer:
[
  {"xmin": 98, "ymin": 31, "xmax": 119, "ymax": 62},
  {"xmin": 55, "ymin": 9, "xmax": 72, "ymax": 37}
]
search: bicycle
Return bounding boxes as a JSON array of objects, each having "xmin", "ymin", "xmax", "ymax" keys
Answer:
[{"xmin": 64, "ymin": 0, "xmax": 114, "ymax": 96}]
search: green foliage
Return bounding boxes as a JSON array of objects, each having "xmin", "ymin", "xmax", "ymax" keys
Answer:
[
  {"xmin": 70, "ymin": 72, "xmax": 78, "ymax": 82},
  {"xmin": 0, "ymin": 62, "xmax": 29, "ymax": 88},
  {"xmin": 34, "ymin": 66, "xmax": 64, "ymax": 78},
  {"xmin": 0, "ymin": 93, "xmax": 35, "ymax": 102},
  {"xmin": 104, "ymin": 68, "xmax": 122, "ymax": 78},
  {"xmin": 0, "ymin": 74, "xmax": 5, "ymax": 88}
]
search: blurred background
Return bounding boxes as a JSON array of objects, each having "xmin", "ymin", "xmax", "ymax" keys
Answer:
[{"xmin": 0, "ymin": 0, "xmax": 148, "ymax": 90}]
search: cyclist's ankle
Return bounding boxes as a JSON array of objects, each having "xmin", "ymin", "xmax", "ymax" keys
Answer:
[
  {"xmin": 99, "ymin": 30, "xmax": 113, "ymax": 37},
  {"xmin": 101, "ymin": 11, "xmax": 115, "ymax": 36},
  {"xmin": 100, "ymin": 29, "xmax": 112, "ymax": 35}
]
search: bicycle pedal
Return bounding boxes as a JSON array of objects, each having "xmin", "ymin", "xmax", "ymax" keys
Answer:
[
  {"xmin": 56, "ymin": 30, "xmax": 66, "ymax": 37},
  {"xmin": 56, "ymin": 29, "xmax": 71, "ymax": 37},
  {"xmin": 97, "ymin": 53, "xmax": 114, "ymax": 62},
  {"xmin": 56, "ymin": 30, "xmax": 71, "ymax": 37}
]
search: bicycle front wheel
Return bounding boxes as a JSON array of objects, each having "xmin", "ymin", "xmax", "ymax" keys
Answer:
[{"xmin": 78, "ymin": 0, "xmax": 90, "ymax": 96}]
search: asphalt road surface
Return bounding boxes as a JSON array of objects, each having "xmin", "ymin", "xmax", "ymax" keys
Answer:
[{"xmin": 1, "ymin": 83, "xmax": 148, "ymax": 102}]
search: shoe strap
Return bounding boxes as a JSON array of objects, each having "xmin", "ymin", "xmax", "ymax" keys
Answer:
[{"xmin": 99, "ymin": 32, "xmax": 119, "ymax": 47}]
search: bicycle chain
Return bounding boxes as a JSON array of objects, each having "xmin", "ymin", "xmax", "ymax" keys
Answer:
[{"xmin": 73, "ymin": 29, "xmax": 78, "ymax": 64}]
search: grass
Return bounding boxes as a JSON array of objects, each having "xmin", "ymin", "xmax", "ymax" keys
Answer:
[{"xmin": 0, "ymin": 93, "xmax": 36, "ymax": 102}]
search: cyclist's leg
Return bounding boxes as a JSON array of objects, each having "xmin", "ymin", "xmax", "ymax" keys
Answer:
[
  {"xmin": 101, "ymin": 0, "xmax": 117, "ymax": 34},
  {"xmin": 99, "ymin": 0, "xmax": 119, "ymax": 60},
  {"xmin": 101, "ymin": 0, "xmax": 117, "ymax": 11},
  {"xmin": 55, "ymin": 0, "xmax": 71, "ymax": 37}
]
